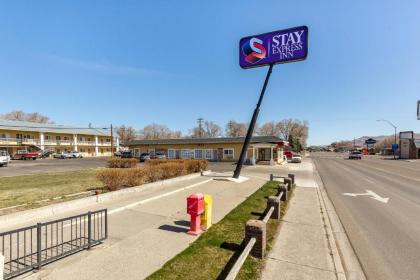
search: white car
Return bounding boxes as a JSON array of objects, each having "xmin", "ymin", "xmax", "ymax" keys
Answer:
[
  {"xmin": 68, "ymin": 151, "xmax": 83, "ymax": 158},
  {"xmin": 291, "ymin": 154, "xmax": 302, "ymax": 163},
  {"xmin": 53, "ymin": 152, "xmax": 72, "ymax": 159},
  {"xmin": 0, "ymin": 150, "xmax": 11, "ymax": 167}
]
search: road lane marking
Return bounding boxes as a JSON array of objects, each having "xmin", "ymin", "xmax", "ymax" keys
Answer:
[{"xmin": 342, "ymin": 190, "xmax": 389, "ymax": 203}]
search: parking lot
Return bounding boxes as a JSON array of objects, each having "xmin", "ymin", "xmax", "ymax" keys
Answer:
[
  {"xmin": 0, "ymin": 157, "xmax": 241, "ymax": 178},
  {"xmin": 0, "ymin": 157, "xmax": 109, "ymax": 177}
]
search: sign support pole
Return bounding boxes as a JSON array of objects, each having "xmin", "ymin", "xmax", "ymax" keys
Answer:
[{"xmin": 233, "ymin": 63, "xmax": 274, "ymax": 179}]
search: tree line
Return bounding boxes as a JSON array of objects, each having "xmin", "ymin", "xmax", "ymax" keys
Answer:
[{"xmin": 117, "ymin": 118, "xmax": 309, "ymax": 150}]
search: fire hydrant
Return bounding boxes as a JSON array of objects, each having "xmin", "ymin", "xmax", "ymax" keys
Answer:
[
  {"xmin": 201, "ymin": 194, "xmax": 213, "ymax": 231},
  {"xmin": 187, "ymin": 193, "xmax": 204, "ymax": 235}
]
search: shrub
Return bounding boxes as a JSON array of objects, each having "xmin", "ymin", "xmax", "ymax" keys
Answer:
[
  {"xmin": 97, "ymin": 159, "xmax": 208, "ymax": 191},
  {"xmin": 107, "ymin": 158, "xmax": 138, "ymax": 168}
]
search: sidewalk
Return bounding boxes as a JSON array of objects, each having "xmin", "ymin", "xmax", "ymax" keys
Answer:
[
  {"xmin": 262, "ymin": 158, "xmax": 346, "ymax": 280},
  {"xmin": 12, "ymin": 167, "xmax": 278, "ymax": 280}
]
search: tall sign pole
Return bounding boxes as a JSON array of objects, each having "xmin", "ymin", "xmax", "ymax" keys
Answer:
[
  {"xmin": 233, "ymin": 26, "xmax": 308, "ymax": 178},
  {"xmin": 233, "ymin": 64, "xmax": 273, "ymax": 178}
]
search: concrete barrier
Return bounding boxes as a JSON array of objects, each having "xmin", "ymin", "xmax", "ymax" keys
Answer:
[{"xmin": 245, "ymin": 220, "xmax": 266, "ymax": 258}]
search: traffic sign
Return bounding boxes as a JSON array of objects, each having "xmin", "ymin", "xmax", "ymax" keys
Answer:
[{"xmin": 239, "ymin": 26, "xmax": 308, "ymax": 69}]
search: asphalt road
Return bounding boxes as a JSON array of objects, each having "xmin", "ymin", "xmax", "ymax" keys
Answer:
[{"xmin": 312, "ymin": 152, "xmax": 420, "ymax": 280}]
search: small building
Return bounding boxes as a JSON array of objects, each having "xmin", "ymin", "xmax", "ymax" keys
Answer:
[
  {"xmin": 0, "ymin": 120, "xmax": 119, "ymax": 157},
  {"xmin": 127, "ymin": 136, "xmax": 288, "ymax": 165}
]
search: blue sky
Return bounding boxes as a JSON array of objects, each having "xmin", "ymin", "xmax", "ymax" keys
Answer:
[{"xmin": 1, "ymin": 0, "xmax": 419, "ymax": 145}]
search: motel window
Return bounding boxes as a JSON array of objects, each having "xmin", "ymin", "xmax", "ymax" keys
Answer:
[
  {"xmin": 64, "ymin": 137, "xmax": 69, "ymax": 141},
  {"xmin": 223, "ymin": 148, "xmax": 234, "ymax": 160},
  {"xmin": 56, "ymin": 136, "xmax": 61, "ymax": 140},
  {"xmin": 0, "ymin": 134, "xmax": 11, "ymax": 138},
  {"xmin": 168, "ymin": 149, "xmax": 176, "ymax": 159},
  {"xmin": 205, "ymin": 149, "xmax": 213, "ymax": 160},
  {"xmin": 194, "ymin": 149, "xmax": 203, "ymax": 159},
  {"xmin": 106, "ymin": 138, "xmax": 111, "ymax": 142},
  {"xmin": 45, "ymin": 135, "xmax": 52, "ymax": 140},
  {"xmin": 181, "ymin": 149, "xmax": 194, "ymax": 159}
]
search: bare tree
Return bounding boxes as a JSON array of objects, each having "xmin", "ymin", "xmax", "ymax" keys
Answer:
[
  {"xmin": 0, "ymin": 111, "xmax": 52, "ymax": 123},
  {"xmin": 191, "ymin": 121, "xmax": 221, "ymax": 138},
  {"xmin": 258, "ymin": 121, "xmax": 279, "ymax": 136},
  {"xmin": 276, "ymin": 119, "xmax": 309, "ymax": 147},
  {"xmin": 116, "ymin": 125, "xmax": 137, "ymax": 144},
  {"xmin": 225, "ymin": 120, "xmax": 248, "ymax": 137},
  {"xmin": 138, "ymin": 123, "xmax": 182, "ymax": 140}
]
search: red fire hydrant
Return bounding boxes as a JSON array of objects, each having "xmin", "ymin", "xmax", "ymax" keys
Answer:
[{"xmin": 187, "ymin": 193, "xmax": 204, "ymax": 235}]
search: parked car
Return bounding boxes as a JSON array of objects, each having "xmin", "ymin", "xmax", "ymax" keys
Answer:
[
  {"xmin": 53, "ymin": 152, "xmax": 72, "ymax": 159},
  {"xmin": 284, "ymin": 151, "xmax": 293, "ymax": 160},
  {"xmin": 139, "ymin": 153, "xmax": 151, "ymax": 162},
  {"xmin": 0, "ymin": 150, "xmax": 11, "ymax": 167},
  {"xmin": 68, "ymin": 151, "xmax": 83, "ymax": 158},
  {"xmin": 120, "ymin": 151, "xmax": 133, "ymax": 158},
  {"xmin": 349, "ymin": 150, "xmax": 362, "ymax": 160},
  {"xmin": 114, "ymin": 150, "xmax": 123, "ymax": 157},
  {"xmin": 13, "ymin": 150, "xmax": 39, "ymax": 160},
  {"xmin": 291, "ymin": 154, "xmax": 302, "ymax": 163},
  {"xmin": 155, "ymin": 151, "xmax": 167, "ymax": 159}
]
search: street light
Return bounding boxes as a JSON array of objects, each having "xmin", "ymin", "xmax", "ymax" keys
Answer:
[{"xmin": 377, "ymin": 119, "xmax": 397, "ymax": 159}]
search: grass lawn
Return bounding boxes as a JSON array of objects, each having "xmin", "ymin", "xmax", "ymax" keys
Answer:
[
  {"xmin": 0, "ymin": 169, "xmax": 103, "ymax": 210},
  {"xmin": 147, "ymin": 180, "xmax": 292, "ymax": 280}
]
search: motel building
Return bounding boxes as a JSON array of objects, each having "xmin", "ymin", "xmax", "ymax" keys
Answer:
[
  {"xmin": 127, "ymin": 136, "xmax": 289, "ymax": 165},
  {"xmin": 0, "ymin": 120, "xmax": 119, "ymax": 157}
]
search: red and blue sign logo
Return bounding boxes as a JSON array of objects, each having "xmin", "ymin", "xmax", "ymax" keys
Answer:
[{"xmin": 242, "ymin": 37, "xmax": 267, "ymax": 64}]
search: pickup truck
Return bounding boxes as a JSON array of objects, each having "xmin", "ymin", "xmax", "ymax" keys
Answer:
[
  {"xmin": 12, "ymin": 150, "xmax": 39, "ymax": 160},
  {"xmin": 0, "ymin": 150, "xmax": 10, "ymax": 167}
]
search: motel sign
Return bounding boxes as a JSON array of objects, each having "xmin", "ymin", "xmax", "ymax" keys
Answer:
[{"xmin": 239, "ymin": 26, "xmax": 308, "ymax": 69}]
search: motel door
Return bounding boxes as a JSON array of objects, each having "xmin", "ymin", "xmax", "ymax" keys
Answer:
[{"xmin": 258, "ymin": 148, "xmax": 270, "ymax": 161}]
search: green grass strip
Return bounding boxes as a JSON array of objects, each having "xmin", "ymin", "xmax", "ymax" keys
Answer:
[{"xmin": 147, "ymin": 181, "xmax": 292, "ymax": 280}]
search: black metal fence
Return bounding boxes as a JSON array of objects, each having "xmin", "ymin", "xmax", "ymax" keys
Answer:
[{"xmin": 1, "ymin": 209, "xmax": 107, "ymax": 279}]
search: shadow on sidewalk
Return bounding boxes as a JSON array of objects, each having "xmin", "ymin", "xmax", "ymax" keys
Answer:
[{"xmin": 158, "ymin": 220, "xmax": 191, "ymax": 233}]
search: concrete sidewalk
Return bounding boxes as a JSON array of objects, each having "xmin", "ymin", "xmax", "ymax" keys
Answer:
[
  {"xmin": 262, "ymin": 158, "xmax": 348, "ymax": 280},
  {"xmin": 13, "ymin": 166, "xmax": 281, "ymax": 280}
]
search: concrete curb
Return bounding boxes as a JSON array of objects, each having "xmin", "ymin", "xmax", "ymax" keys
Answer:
[
  {"xmin": 313, "ymin": 161, "xmax": 366, "ymax": 280},
  {"xmin": 0, "ymin": 170, "xmax": 212, "ymax": 228}
]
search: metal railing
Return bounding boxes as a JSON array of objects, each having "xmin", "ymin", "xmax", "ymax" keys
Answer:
[
  {"xmin": 225, "ymin": 174, "xmax": 293, "ymax": 280},
  {"xmin": 225, "ymin": 237, "xmax": 256, "ymax": 280},
  {"xmin": 0, "ymin": 209, "xmax": 107, "ymax": 279}
]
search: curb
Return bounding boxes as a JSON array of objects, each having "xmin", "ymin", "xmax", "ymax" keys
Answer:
[
  {"xmin": 0, "ymin": 170, "xmax": 212, "ymax": 228},
  {"xmin": 313, "ymin": 161, "xmax": 366, "ymax": 280}
]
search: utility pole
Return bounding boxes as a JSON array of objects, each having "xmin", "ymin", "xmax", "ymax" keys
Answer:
[
  {"xmin": 228, "ymin": 120, "xmax": 233, "ymax": 137},
  {"xmin": 110, "ymin": 124, "xmax": 114, "ymax": 157},
  {"xmin": 377, "ymin": 119, "xmax": 397, "ymax": 160},
  {"xmin": 197, "ymin": 118, "xmax": 204, "ymax": 138}
]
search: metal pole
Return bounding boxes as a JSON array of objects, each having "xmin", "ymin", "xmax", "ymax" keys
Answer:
[
  {"xmin": 87, "ymin": 211, "xmax": 92, "ymax": 250},
  {"xmin": 394, "ymin": 126, "xmax": 397, "ymax": 160},
  {"xmin": 36, "ymin": 223, "xmax": 42, "ymax": 269},
  {"xmin": 110, "ymin": 124, "xmax": 114, "ymax": 157},
  {"xmin": 233, "ymin": 64, "xmax": 274, "ymax": 178}
]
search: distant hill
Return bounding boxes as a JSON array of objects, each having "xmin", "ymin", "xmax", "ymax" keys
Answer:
[{"xmin": 353, "ymin": 133, "xmax": 420, "ymax": 146}]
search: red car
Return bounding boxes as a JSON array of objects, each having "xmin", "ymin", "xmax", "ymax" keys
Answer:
[
  {"xmin": 13, "ymin": 150, "xmax": 39, "ymax": 160},
  {"xmin": 284, "ymin": 151, "xmax": 293, "ymax": 160}
]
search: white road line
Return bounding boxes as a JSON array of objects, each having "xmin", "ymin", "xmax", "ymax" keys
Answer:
[{"xmin": 108, "ymin": 178, "xmax": 213, "ymax": 215}]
